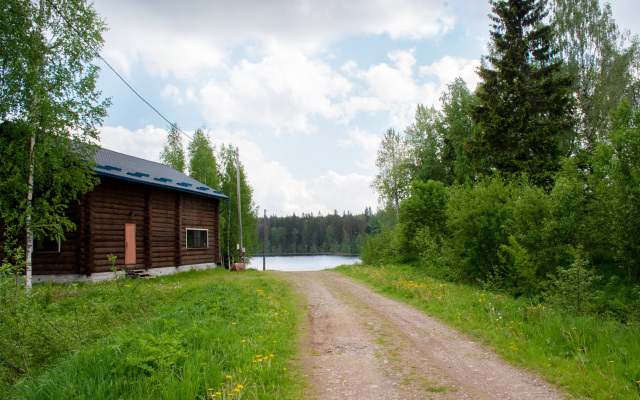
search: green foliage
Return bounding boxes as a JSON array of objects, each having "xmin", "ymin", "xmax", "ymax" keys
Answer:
[
  {"xmin": 0, "ymin": 0, "xmax": 108, "ymax": 249},
  {"xmin": 403, "ymin": 80, "xmax": 478, "ymax": 187},
  {"xmin": 544, "ymin": 247, "xmax": 602, "ymax": 315},
  {"xmin": 445, "ymin": 178, "xmax": 514, "ymax": 282},
  {"xmin": 589, "ymin": 100, "xmax": 640, "ymax": 283},
  {"xmin": 468, "ymin": 0, "xmax": 575, "ymax": 187},
  {"xmin": 360, "ymin": 228, "xmax": 399, "ymax": 266},
  {"xmin": 553, "ymin": 0, "xmax": 640, "ymax": 149},
  {"xmin": 187, "ymin": 127, "xmax": 219, "ymax": 188},
  {"xmin": 160, "ymin": 125, "xmax": 186, "ymax": 172},
  {"xmin": 439, "ymin": 78, "xmax": 478, "ymax": 184},
  {"xmin": 397, "ymin": 180, "xmax": 447, "ymax": 262},
  {"xmin": 404, "ymin": 105, "xmax": 446, "ymax": 183},
  {"xmin": 371, "ymin": 128, "xmax": 411, "ymax": 214},
  {"xmin": 219, "ymin": 145, "xmax": 258, "ymax": 267}
]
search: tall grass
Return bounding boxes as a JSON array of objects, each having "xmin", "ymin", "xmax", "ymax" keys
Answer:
[
  {"xmin": 5, "ymin": 269, "xmax": 303, "ymax": 399},
  {"xmin": 336, "ymin": 264, "xmax": 640, "ymax": 400}
]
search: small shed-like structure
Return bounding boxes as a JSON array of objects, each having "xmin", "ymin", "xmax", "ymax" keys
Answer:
[{"xmin": 29, "ymin": 148, "xmax": 230, "ymax": 282}]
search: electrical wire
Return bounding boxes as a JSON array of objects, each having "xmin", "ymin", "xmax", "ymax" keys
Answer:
[{"xmin": 44, "ymin": 0, "xmax": 192, "ymax": 141}]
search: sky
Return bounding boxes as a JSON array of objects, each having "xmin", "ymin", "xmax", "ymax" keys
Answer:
[{"xmin": 92, "ymin": 0, "xmax": 639, "ymax": 217}]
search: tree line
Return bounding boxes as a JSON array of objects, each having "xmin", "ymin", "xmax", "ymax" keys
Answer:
[
  {"xmin": 253, "ymin": 208, "xmax": 377, "ymax": 256},
  {"xmin": 160, "ymin": 127, "xmax": 259, "ymax": 267},
  {"xmin": 366, "ymin": 0, "xmax": 640, "ymax": 322}
]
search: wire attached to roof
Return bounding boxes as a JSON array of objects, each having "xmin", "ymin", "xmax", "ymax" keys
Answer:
[{"xmin": 44, "ymin": 0, "xmax": 192, "ymax": 141}]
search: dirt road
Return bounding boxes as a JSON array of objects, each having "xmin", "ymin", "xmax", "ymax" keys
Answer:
[{"xmin": 286, "ymin": 271, "xmax": 566, "ymax": 400}]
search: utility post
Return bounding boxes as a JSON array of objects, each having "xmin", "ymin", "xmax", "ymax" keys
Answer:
[
  {"xmin": 263, "ymin": 208, "xmax": 267, "ymax": 271},
  {"xmin": 235, "ymin": 147, "xmax": 243, "ymax": 263}
]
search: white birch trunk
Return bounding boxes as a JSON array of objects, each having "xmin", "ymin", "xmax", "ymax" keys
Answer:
[{"xmin": 25, "ymin": 134, "xmax": 35, "ymax": 290}]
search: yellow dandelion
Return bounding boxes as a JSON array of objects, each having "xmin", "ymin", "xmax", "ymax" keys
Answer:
[
  {"xmin": 234, "ymin": 388, "xmax": 240, "ymax": 392},
  {"xmin": 226, "ymin": 375, "xmax": 232, "ymax": 379},
  {"xmin": 237, "ymin": 385, "xmax": 244, "ymax": 389}
]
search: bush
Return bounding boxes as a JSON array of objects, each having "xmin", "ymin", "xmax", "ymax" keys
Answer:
[{"xmin": 397, "ymin": 180, "xmax": 447, "ymax": 263}]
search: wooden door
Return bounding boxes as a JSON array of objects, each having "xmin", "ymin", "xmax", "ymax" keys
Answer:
[{"xmin": 124, "ymin": 223, "xmax": 136, "ymax": 265}]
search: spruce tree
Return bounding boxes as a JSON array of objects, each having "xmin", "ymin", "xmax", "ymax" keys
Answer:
[{"xmin": 468, "ymin": 0, "xmax": 575, "ymax": 187}]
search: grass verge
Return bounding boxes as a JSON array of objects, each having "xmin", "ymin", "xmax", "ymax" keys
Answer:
[
  {"xmin": 6, "ymin": 268, "xmax": 303, "ymax": 400},
  {"xmin": 335, "ymin": 264, "xmax": 640, "ymax": 400}
]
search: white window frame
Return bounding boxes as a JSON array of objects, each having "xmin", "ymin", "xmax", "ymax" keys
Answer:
[{"xmin": 186, "ymin": 228, "xmax": 209, "ymax": 249}]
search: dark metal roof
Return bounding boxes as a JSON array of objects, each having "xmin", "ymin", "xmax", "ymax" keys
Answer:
[{"xmin": 93, "ymin": 148, "xmax": 229, "ymax": 201}]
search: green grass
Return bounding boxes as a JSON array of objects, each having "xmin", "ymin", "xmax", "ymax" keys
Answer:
[
  {"xmin": 4, "ymin": 268, "xmax": 304, "ymax": 400},
  {"xmin": 335, "ymin": 264, "xmax": 640, "ymax": 400}
]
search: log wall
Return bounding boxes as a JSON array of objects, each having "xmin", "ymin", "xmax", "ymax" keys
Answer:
[{"xmin": 19, "ymin": 176, "xmax": 222, "ymax": 275}]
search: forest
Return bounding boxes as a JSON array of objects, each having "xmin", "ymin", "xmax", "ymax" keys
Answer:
[
  {"xmin": 363, "ymin": 0, "xmax": 640, "ymax": 322},
  {"xmin": 254, "ymin": 208, "xmax": 376, "ymax": 256}
]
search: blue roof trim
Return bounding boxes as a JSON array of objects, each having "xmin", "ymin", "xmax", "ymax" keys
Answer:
[
  {"xmin": 95, "ymin": 165, "xmax": 122, "ymax": 172},
  {"xmin": 127, "ymin": 172, "xmax": 150, "ymax": 178},
  {"xmin": 91, "ymin": 148, "xmax": 229, "ymax": 201}
]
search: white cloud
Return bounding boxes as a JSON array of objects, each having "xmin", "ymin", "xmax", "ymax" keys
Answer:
[
  {"xmin": 339, "ymin": 127, "xmax": 381, "ymax": 171},
  {"xmin": 161, "ymin": 84, "xmax": 183, "ymax": 105},
  {"xmin": 420, "ymin": 56, "xmax": 481, "ymax": 93},
  {"xmin": 99, "ymin": 125, "xmax": 170, "ymax": 162},
  {"xmin": 312, "ymin": 171, "xmax": 377, "ymax": 215},
  {"xmin": 197, "ymin": 45, "xmax": 351, "ymax": 133},
  {"xmin": 95, "ymin": 0, "xmax": 456, "ymax": 78}
]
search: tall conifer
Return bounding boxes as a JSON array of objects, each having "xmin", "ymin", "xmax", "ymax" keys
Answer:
[{"xmin": 468, "ymin": 0, "xmax": 575, "ymax": 187}]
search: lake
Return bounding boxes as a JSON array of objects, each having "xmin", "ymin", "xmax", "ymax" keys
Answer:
[{"xmin": 245, "ymin": 255, "xmax": 361, "ymax": 271}]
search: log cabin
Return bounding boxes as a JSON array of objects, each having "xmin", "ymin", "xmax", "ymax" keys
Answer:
[{"xmin": 26, "ymin": 148, "xmax": 230, "ymax": 282}]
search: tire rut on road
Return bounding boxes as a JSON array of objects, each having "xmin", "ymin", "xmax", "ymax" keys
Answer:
[{"xmin": 285, "ymin": 271, "xmax": 567, "ymax": 400}]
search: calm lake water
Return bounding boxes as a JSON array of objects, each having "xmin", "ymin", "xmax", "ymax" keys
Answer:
[{"xmin": 245, "ymin": 255, "xmax": 361, "ymax": 271}]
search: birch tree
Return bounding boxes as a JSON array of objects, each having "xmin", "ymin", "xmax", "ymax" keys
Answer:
[
  {"xmin": 159, "ymin": 124, "xmax": 186, "ymax": 172},
  {"xmin": 187, "ymin": 127, "xmax": 219, "ymax": 188},
  {"xmin": 552, "ymin": 0, "xmax": 640, "ymax": 150},
  {"xmin": 0, "ymin": 0, "xmax": 109, "ymax": 288},
  {"xmin": 371, "ymin": 128, "xmax": 411, "ymax": 215}
]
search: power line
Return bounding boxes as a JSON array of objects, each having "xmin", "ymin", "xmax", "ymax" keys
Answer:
[{"xmin": 43, "ymin": 0, "xmax": 192, "ymax": 141}]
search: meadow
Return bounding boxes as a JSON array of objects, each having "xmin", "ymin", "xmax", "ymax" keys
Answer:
[
  {"xmin": 1, "ymin": 268, "xmax": 303, "ymax": 399},
  {"xmin": 336, "ymin": 264, "xmax": 640, "ymax": 400}
]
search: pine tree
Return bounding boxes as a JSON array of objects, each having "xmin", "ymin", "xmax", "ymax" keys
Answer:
[{"xmin": 468, "ymin": 0, "xmax": 575, "ymax": 187}]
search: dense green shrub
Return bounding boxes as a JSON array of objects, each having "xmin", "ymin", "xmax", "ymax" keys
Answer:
[
  {"xmin": 444, "ymin": 178, "xmax": 514, "ymax": 283},
  {"xmin": 397, "ymin": 180, "xmax": 448, "ymax": 262}
]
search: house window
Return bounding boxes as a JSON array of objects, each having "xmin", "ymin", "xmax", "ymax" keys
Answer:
[
  {"xmin": 186, "ymin": 228, "xmax": 208, "ymax": 249},
  {"xmin": 34, "ymin": 232, "xmax": 60, "ymax": 253}
]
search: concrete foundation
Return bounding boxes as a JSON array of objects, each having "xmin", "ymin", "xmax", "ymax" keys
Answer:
[{"xmin": 32, "ymin": 263, "xmax": 218, "ymax": 283}]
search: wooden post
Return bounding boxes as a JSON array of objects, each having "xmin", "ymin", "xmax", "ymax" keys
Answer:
[{"xmin": 263, "ymin": 208, "xmax": 267, "ymax": 271}]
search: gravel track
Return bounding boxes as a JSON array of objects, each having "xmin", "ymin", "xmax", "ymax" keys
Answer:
[{"xmin": 284, "ymin": 271, "xmax": 567, "ymax": 400}]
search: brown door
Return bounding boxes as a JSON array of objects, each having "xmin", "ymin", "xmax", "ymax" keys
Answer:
[{"xmin": 124, "ymin": 223, "xmax": 136, "ymax": 265}]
